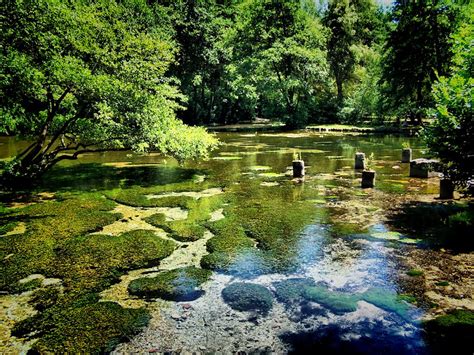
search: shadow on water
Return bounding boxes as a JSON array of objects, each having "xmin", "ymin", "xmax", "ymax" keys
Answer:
[
  {"xmin": 0, "ymin": 163, "xmax": 204, "ymax": 203},
  {"xmin": 280, "ymin": 322, "xmax": 427, "ymax": 355},
  {"xmin": 387, "ymin": 200, "xmax": 474, "ymax": 251}
]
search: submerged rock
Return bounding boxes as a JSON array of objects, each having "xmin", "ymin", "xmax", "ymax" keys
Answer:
[
  {"xmin": 303, "ymin": 286, "xmax": 358, "ymax": 315},
  {"xmin": 128, "ymin": 266, "xmax": 211, "ymax": 301},
  {"xmin": 273, "ymin": 278, "xmax": 316, "ymax": 304},
  {"xmin": 409, "ymin": 158, "xmax": 440, "ymax": 178},
  {"xmin": 222, "ymin": 283, "xmax": 273, "ymax": 314}
]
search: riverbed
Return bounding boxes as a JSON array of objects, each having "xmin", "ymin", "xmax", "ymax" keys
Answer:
[{"xmin": 1, "ymin": 132, "xmax": 472, "ymax": 353}]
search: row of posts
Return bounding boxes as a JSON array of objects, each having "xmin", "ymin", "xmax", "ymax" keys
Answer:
[
  {"xmin": 292, "ymin": 148, "xmax": 454, "ymax": 199},
  {"xmin": 354, "ymin": 148, "xmax": 454, "ymax": 199}
]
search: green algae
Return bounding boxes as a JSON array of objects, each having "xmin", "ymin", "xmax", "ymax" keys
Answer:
[
  {"xmin": 407, "ymin": 269, "xmax": 424, "ymax": 277},
  {"xmin": 128, "ymin": 266, "xmax": 211, "ymax": 301},
  {"xmin": 212, "ymin": 156, "xmax": 243, "ymax": 160},
  {"xmin": 201, "ymin": 216, "xmax": 254, "ymax": 270},
  {"xmin": 0, "ymin": 193, "xmax": 177, "ymax": 353},
  {"xmin": 222, "ymin": 283, "xmax": 273, "ymax": 313},
  {"xmin": 201, "ymin": 183, "xmax": 322, "ymax": 273},
  {"xmin": 13, "ymin": 294, "xmax": 150, "ymax": 354},
  {"xmin": 436, "ymin": 281, "xmax": 450, "ymax": 287},
  {"xmin": 303, "ymin": 286, "xmax": 359, "ymax": 314},
  {"xmin": 0, "ymin": 194, "xmax": 121, "ymax": 293},
  {"xmin": 361, "ymin": 288, "xmax": 412, "ymax": 320},
  {"xmin": 144, "ymin": 194, "xmax": 225, "ymax": 242}
]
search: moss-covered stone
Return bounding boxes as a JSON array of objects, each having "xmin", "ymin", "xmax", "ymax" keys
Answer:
[
  {"xmin": 273, "ymin": 278, "xmax": 316, "ymax": 303},
  {"xmin": 222, "ymin": 282, "xmax": 273, "ymax": 313},
  {"xmin": 13, "ymin": 294, "xmax": 150, "ymax": 354},
  {"xmin": 303, "ymin": 286, "xmax": 358, "ymax": 314},
  {"xmin": 361, "ymin": 288, "xmax": 412, "ymax": 320},
  {"xmin": 128, "ymin": 266, "xmax": 211, "ymax": 301}
]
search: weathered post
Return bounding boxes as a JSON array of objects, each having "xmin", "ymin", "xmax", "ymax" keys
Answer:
[
  {"xmin": 439, "ymin": 178, "xmax": 454, "ymax": 199},
  {"xmin": 293, "ymin": 160, "xmax": 305, "ymax": 178},
  {"xmin": 409, "ymin": 158, "xmax": 440, "ymax": 178},
  {"xmin": 361, "ymin": 170, "xmax": 376, "ymax": 188},
  {"xmin": 355, "ymin": 153, "xmax": 365, "ymax": 170},
  {"xmin": 401, "ymin": 148, "xmax": 412, "ymax": 163}
]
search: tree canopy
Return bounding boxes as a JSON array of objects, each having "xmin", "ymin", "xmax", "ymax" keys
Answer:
[
  {"xmin": 0, "ymin": 0, "xmax": 218, "ymax": 183},
  {"xmin": 1, "ymin": 0, "xmax": 472, "ymax": 186}
]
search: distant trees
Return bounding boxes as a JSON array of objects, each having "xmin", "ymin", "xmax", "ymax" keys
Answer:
[
  {"xmin": 380, "ymin": 0, "xmax": 459, "ymax": 124},
  {"xmin": 1, "ymin": 0, "xmax": 471, "ymax": 146}
]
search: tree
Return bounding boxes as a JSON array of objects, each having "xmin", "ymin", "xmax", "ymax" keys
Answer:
[
  {"xmin": 422, "ymin": 7, "xmax": 473, "ymax": 191},
  {"xmin": 323, "ymin": 0, "xmax": 358, "ymax": 106},
  {"xmin": 232, "ymin": 0, "xmax": 329, "ymax": 128},
  {"xmin": 380, "ymin": 0, "xmax": 458, "ymax": 124},
  {"xmin": 0, "ymin": 0, "xmax": 218, "ymax": 186}
]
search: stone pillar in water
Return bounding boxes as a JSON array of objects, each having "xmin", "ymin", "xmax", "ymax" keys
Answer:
[
  {"xmin": 355, "ymin": 153, "xmax": 365, "ymax": 170},
  {"xmin": 401, "ymin": 148, "xmax": 412, "ymax": 163},
  {"xmin": 361, "ymin": 170, "xmax": 376, "ymax": 188},
  {"xmin": 439, "ymin": 178, "xmax": 454, "ymax": 199},
  {"xmin": 292, "ymin": 160, "xmax": 305, "ymax": 178},
  {"xmin": 409, "ymin": 158, "xmax": 439, "ymax": 178}
]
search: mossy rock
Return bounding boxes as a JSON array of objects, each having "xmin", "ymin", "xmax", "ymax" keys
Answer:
[
  {"xmin": 424, "ymin": 310, "xmax": 474, "ymax": 353},
  {"xmin": 303, "ymin": 286, "xmax": 358, "ymax": 315},
  {"xmin": 13, "ymin": 294, "xmax": 150, "ymax": 353},
  {"xmin": 222, "ymin": 282, "xmax": 273, "ymax": 313},
  {"xmin": 273, "ymin": 278, "xmax": 316, "ymax": 303},
  {"xmin": 361, "ymin": 288, "xmax": 413, "ymax": 320},
  {"xmin": 128, "ymin": 266, "xmax": 211, "ymax": 301}
]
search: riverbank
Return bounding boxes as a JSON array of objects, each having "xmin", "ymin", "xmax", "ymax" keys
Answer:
[{"xmin": 207, "ymin": 123, "xmax": 420, "ymax": 134}]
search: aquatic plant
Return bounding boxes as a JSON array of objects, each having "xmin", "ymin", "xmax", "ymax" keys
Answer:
[
  {"xmin": 128, "ymin": 266, "xmax": 212, "ymax": 301},
  {"xmin": 144, "ymin": 194, "xmax": 225, "ymax": 242},
  {"xmin": 304, "ymin": 286, "xmax": 359, "ymax": 314},
  {"xmin": 361, "ymin": 288, "xmax": 413, "ymax": 320},
  {"xmin": 406, "ymin": 269, "xmax": 424, "ymax": 277},
  {"xmin": 222, "ymin": 282, "xmax": 273, "ymax": 313},
  {"xmin": 13, "ymin": 294, "xmax": 150, "ymax": 353}
]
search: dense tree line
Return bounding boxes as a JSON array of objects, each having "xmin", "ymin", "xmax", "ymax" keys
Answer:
[{"xmin": 1, "ymin": 0, "xmax": 472, "ymax": 184}]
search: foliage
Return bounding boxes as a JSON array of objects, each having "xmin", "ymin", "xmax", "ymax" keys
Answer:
[
  {"xmin": 380, "ymin": 0, "xmax": 459, "ymax": 123},
  {"xmin": 422, "ymin": 7, "xmax": 473, "ymax": 189},
  {"xmin": 128, "ymin": 266, "xmax": 211, "ymax": 301},
  {"xmin": 0, "ymin": 0, "xmax": 218, "ymax": 183}
]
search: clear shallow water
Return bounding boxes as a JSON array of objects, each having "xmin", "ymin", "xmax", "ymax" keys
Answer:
[{"xmin": 0, "ymin": 132, "xmax": 440, "ymax": 353}]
